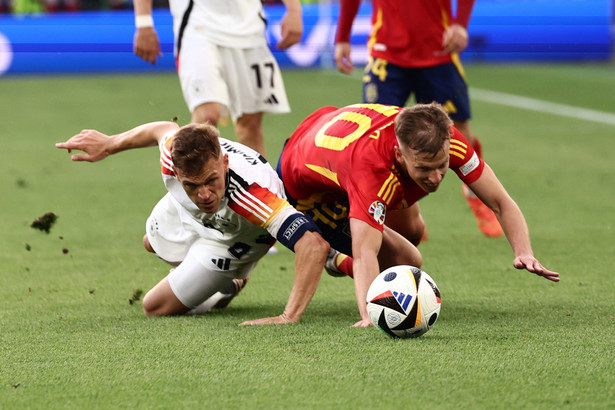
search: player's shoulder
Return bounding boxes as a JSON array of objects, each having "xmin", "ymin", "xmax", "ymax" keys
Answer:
[
  {"xmin": 220, "ymin": 138, "xmax": 277, "ymax": 182},
  {"xmin": 160, "ymin": 129, "xmax": 177, "ymax": 150},
  {"xmin": 220, "ymin": 138, "xmax": 266, "ymax": 166},
  {"xmin": 448, "ymin": 127, "xmax": 472, "ymax": 158},
  {"xmin": 448, "ymin": 128, "xmax": 484, "ymax": 179}
]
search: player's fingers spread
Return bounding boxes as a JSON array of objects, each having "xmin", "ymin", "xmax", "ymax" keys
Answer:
[
  {"xmin": 540, "ymin": 271, "xmax": 560, "ymax": 282},
  {"xmin": 543, "ymin": 269, "xmax": 560, "ymax": 281},
  {"xmin": 56, "ymin": 142, "xmax": 79, "ymax": 152},
  {"xmin": 70, "ymin": 153, "xmax": 88, "ymax": 161},
  {"xmin": 525, "ymin": 260, "xmax": 540, "ymax": 272}
]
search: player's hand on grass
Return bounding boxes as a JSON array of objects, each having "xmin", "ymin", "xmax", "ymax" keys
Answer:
[
  {"xmin": 514, "ymin": 255, "xmax": 560, "ymax": 282},
  {"xmin": 56, "ymin": 130, "xmax": 111, "ymax": 162},
  {"xmin": 351, "ymin": 318, "xmax": 373, "ymax": 328},
  {"xmin": 240, "ymin": 313, "xmax": 297, "ymax": 326}
]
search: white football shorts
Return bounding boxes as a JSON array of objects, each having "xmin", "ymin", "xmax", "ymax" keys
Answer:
[
  {"xmin": 145, "ymin": 193, "xmax": 266, "ymax": 308},
  {"xmin": 177, "ymin": 32, "xmax": 290, "ymax": 121}
]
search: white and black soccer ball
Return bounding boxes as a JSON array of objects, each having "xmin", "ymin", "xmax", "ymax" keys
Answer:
[{"xmin": 366, "ymin": 265, "xmax": 441, "ymax": 338}]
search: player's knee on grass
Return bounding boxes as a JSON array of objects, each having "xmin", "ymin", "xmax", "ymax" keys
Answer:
[
  {"xmin": 407, "ymin": 218, "xmax": 426, "ymax": 247},
  {"xmin": 380, "ymin": 226, "xmax": 423, "ymax": 269},
  {"xmin": 142, "ymin": 278, "xmax": 189, "ymax": 317},
  {"xmin": 384, "ymin": 204, "xmax": 425, "ymax": 246}
]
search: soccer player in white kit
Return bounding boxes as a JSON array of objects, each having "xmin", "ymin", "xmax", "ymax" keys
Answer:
[
  {"xmin": 133, "ymin": 0, "xmax": 302, "ymax": 157},
  {"xmin": 56, "ymin": 121, "xmax": 330, "ymax": 324}
]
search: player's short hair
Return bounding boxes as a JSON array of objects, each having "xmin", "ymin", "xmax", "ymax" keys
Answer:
[
  {"xmin": 394, "ymin": 102, "xmax": 453, "ymax": 156},
  {"xmin": 171, "ymin": 123, "xmax": 221, "ymax": 176}
]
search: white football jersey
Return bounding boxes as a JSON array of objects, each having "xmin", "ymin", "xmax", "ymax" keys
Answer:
[
  {"xmin": 158, "ymin": 132, "xmax": 303, "ymax": 251},
  {"xmin": 168, "ymin": 0, "xmax": 267, "ymax": 48}
]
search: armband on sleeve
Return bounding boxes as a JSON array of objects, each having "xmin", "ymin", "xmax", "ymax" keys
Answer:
[{"xmin": 276, "ymin": 213, "xmax": 321, "ymax": 252}]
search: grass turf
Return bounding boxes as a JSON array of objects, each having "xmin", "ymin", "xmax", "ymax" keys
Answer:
[{"xmin": 1, "ymin": 64, "xmax": 614, "ymax": 408}]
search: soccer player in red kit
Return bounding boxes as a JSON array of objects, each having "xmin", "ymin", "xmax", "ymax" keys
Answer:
[
  {"xmin": 334, "ymin": 0, "xmax": 503, "ymax": 238},
  {"xmin": 277, "ymin": 103, "xmax": 559, "ymax": 327}
]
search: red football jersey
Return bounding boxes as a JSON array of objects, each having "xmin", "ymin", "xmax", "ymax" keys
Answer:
[
  {"xmin": 280, "ymin": 104, "xmax": 484, "ymax": 231},
  {"xmin": 336, "ymin": 0, "xmax": 475, "ymax": 68}
]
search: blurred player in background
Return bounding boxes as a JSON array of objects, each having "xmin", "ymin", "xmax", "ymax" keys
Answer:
[
  {"xmin": 334, "ymin": 0, "xmax": 503, "ymax": 238},
  {"xmin": 276, "ymin": 102, "xmax": 559, "ymax": 327},
  {"xmin": 133, "ymin": 0, "xmax": 303, "ymax": 158},
  {"xmin": 56, "ymin": 122, "xmax": 329, "ymax": 324}
]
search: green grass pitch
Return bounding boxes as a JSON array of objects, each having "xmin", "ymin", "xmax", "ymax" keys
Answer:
[{"xmin": 1, "ymin": 63, "xmax": 614, "ymax": 408}]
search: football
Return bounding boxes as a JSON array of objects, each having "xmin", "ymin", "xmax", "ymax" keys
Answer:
[{"xmin": 366, "ymin": 265, "xmax": 441, "ymax": 338}]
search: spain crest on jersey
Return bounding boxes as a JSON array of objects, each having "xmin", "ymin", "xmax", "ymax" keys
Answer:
[{"xmin": 369, "ymin": 201, "xmax": 386, "ymax": 225}]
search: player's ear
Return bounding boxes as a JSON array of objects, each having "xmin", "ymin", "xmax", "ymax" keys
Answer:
[
  {"xmin": 223, "ymin": 154, "xmax": 229, "ymax": 171},
  {"xmin": 393, "ymin": 145, "xmax": 403, "ymax": 162}
]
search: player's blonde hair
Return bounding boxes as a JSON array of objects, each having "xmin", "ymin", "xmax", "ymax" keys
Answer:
[
  {"xmin": 394, "ymin": 102, "xmax": 452, "ymax": 156},
  {"xmin": 171, "ymin": 123, "xmax": 221, "ymax": 176}
]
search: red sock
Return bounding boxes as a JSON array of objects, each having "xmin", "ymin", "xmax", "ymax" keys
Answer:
[{"xmin": 337, "ymin": 253, "xmax": 354, "ymax": 278}]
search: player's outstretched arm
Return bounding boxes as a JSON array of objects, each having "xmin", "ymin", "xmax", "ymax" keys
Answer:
[
  {"xmin": 468, "ymin": 164, "xmax": 560, "ymax": 282},
  {"xmin": 56, "ymin": 121, "xmax": 179, "ymax": 162},
  {"xmin": 240, "ymin": 231, "xmax": 329, "ymax": 325}
]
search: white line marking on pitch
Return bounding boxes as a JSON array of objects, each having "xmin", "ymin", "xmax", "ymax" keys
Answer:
[{"xmin": 471, "ymin": 88, "xmax": 615, "ymax": 126}]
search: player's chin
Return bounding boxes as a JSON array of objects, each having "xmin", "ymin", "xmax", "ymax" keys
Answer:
[
  {"xmin": 198, "ymin": 201, "xmax": 219, "ymax": 214},
  {"xmin": 422, "ymin": 184, "xmax": 440, "ymax": 193}
]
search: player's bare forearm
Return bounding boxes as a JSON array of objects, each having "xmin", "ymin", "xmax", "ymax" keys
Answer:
[
  {"xmin": 493, "ymin": 202, "xmax": 559, "ymax": 281},
  {"xmin": 469, "ymin": 165, "xmax": 559, "ymax": 282},
  {"xmin": 352, "ymin": 255, "xmax": 378, "ymax": 326},
  {"xmin": 109, "ymin": 121, "xmax": 178, "ymax": 150},
  {"xmin": 133, "ymin": 0, "xmax": 152, "ymax": 17},
  {"xmin": 349, "ymin": 218, "xmax": 383, "ymax": 326},
  {"xmin": 240, "ymin": 231, "xmax": 329, "ymax": 326},
  {"xmin": 56, "ymin": 121, "xmax": 178, "ymax": 162}
]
